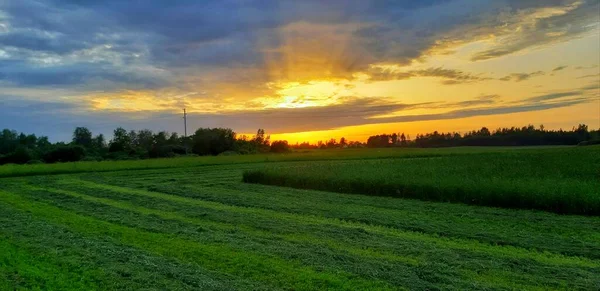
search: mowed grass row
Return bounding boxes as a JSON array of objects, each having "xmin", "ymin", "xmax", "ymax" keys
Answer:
[
  {"xmin": 71, "ymin": 166, "xmax": 600, "ymax": 259},
  {"xmin": 1, "ymin": 176, "xmax": 599, "ymax": 290},
  {"xmin": 0, "ymin": 146, "xmax": 565, "ymax": 178},
  {"xmin": 244, "ymin": 146, "xmax": 600, "ymax": 215},
  {"xmin": 0, "ymin": 188, "xmax": 393, "ymax": 290}
]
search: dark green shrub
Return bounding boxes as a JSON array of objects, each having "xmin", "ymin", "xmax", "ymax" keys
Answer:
[
  {"xmin": 270, "ymin": 140, "xmax": 290, "ymax": 153},
  {"xmin": 0, "ymin": 147, "xmax": 34, "ymax": 165},
  {"xmin": 43, "ymin": 145, "xmax": 86, "ymax": 163}
]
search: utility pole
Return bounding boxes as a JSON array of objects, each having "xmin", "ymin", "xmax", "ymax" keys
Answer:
[
  {"xmin": 183, "ymin": 108, "xmax": 187, "ymax": 138},
  {"xmin": 183, "ymin": 108, "xmax": 188, "ymax": 154}
]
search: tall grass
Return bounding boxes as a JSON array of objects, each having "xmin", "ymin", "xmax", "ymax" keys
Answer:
[{"xmin": 243, "ymin": 146, "xmax": 600, "ymax": 215}]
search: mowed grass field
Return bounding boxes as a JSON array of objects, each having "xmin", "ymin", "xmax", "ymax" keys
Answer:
[{"xmin": 0, "ymin": 147, "xmax": 599, "ymax": 290}]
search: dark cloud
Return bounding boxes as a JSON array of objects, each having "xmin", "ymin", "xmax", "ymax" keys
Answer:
[
  {"xmin": 552, "ymin": 66, "xmax": 568, "ymax": 72},
  {"xmin": 521, "ymin": 91, "xmax": 582, "ymax": 103},
  {"xmin": 519, "ymin": 85, "xmax": 598, "ymax": 104},
  {"xmin": 0, "ymin": 0, "xmax": 597, "ymax": 139},
  {"xmin": 0, "ymin": 59, "xmax": 169, "ymax": 89},
  {"xmin": 578, "ymin": 83, "xmax": 600, "ymax": 91},
  {"xmin": 449, "ymin": 95, "xmax": 500, "ymax": 107},
  {"xmin": 366, "ymin": 67, "xmax": 491, "ymax": 84},
  {"xmin": 577, "ymin": 74, "xmax": 600, "ymax": 79},
  {"xmin": 0, "ymin": 32, "xmax": 87, "ymax": 54},
  {"xmin": 575, "ymin": 65, "xmax": 599, "ymax": 70},
  {"xmin": 1, "ymin": 92, "xmax": 592, "ymax": 140},
  {"xmin": 0, "ymin": 0, "xmax": 597, "ymax": 88},
  {"xmin": 499, "ymin": 71, "xmax": 545, "ymax": 82},
  {"xmin": 190, "ymin": 96, "xmax": 592, "ymax": 133},
  {"xmin": 0, "ymin": 97, "xmax": 82, "ymax": 113},
  {"xmin": 470, "ymin": 0, "xmax": 599, "ymax": 61}
]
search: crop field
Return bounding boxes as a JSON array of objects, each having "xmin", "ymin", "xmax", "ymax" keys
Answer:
[
  {"xmin": 244, "ymin": 146, "xmax": 600, "ymax": 215},
  {"xmin": 1, "ymin": 146, "xmax": 599, "ymax": 290}
]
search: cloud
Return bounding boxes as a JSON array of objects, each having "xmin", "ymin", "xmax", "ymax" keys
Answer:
[
  {"xmin": 552, "ymin": 65, "xmax": 568, "ymax": 72},
  {"xmin": 0, "ymin": 0, "xmax": 597, "ymax": 90},
  {"xmin": 575, "ymin": 65, "xmax": 599, "ymax": 70},
  {"xmin": 519, "ymin": 85, "xmax": 598, "ymax": 104},
  {"xmin": 521, "ymin": 91, "xmax": 582, "ymax": 103},
  {"xmin": 577, "ymin": 74, "xmax": 600, "ymax": 79},
  {"xmin": 1, "ymin": 92, "xmax": 592, "ymax": 140},
  {"xmin": 0, "ymin": 0, "xmax": 598, "ymax": 139},
  {"xmin": 470, "ymin": 0, "xmax": 599, "ymax": 61},
  {"xmin": 0, "ymin": 31, "xmax": 88, "ymax": 55},
  {"xmin": 449, "ymin": 94, "xmax": 500, "ymax": 107},
  {"xmin": 0, "ymin": 60, "xmax": 170, "ymax": 89},
  {"xmin": 578, "ymin": 83, "xmax": 600, "ymax": 91},
  {"xmin": 0, "ymin": 97, "xmax": 83, "ymax": 113},
  {"xmin": 499, "ymin": 71, "xmax": 545, "ymax": 82},
  {"xmin": 366, "ymin": 66, "xmax": 491, "ymax": 84}
]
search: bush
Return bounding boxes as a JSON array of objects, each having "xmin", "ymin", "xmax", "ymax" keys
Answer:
[
  {"xmin": 270, "ymin": 140, "xmax": 290, "ymax": 153},
  {"xmin": 150, "ymin": 145, "xmax": 187, "ymax": 158},
  {"xmin": 43, "ymin": 145, "xmax": 86, "ymax": 163},
  {"xmin": 0, "ymin": 147, "xmax": 33, "ymax": 165}
]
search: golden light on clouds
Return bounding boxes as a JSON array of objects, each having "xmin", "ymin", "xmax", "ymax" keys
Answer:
[{"xmin": 5, "ymin": 0, "xmax": 596, "ymax": 143}]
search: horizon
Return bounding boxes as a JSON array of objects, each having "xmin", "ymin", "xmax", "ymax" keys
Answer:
[{"xmin": 1, "ymin": 1, "xmax": 599, "ymax": 143}]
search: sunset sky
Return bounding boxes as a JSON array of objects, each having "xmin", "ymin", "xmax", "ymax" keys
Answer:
[{"xmin": 1, "ymin": 0, "xmax": 599, "ymax": 143}]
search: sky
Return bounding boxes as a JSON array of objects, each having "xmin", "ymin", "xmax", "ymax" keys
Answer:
[{"xmin": 1, "ymin": 0, "xmax": 599, "ymax": 143}]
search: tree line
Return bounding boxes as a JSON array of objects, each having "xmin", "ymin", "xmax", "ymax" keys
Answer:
[
  {"xmin": 363, "ymin": 124, "xmax": 599, "ymax": 148},
  {"xmin": 286, "ymin": 124, "xmax": 599, "ymax": 149},
  {"xmin": 0, "ymin": 123, "xmax": 598, "ymax": 165},
  {"xmin": 0, "ymin": 127, "xmax": 286, "ymax": 165}
]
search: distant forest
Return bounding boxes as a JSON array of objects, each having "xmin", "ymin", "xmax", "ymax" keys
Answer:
[{"xmin": 0, "ymin": 124, "xmax": 598, "ymax": 165}]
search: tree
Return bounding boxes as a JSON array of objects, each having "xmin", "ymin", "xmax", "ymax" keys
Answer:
[
  {"xmin": 154, "ymin": 131, "xmax": 168, "ymax": 147},
  {"xmin": 326, "ymin": 138, "xmax": 337, "ymax": 148},
  {"xmin": 0, "ymin": 129, "xmax": 18, "ymax": 154},
  {"xmin": 270, "ymin": 140, "xmax": 290, "ymax": 153},
  {"xmin": 339, "ymin": 137, "xmax": 347, "ymax": 147},
  {"xmin": 136, "ymin": 129, "xmax": 155, "ymax": 152},
  {"xmin": 92, "ymin": 134, "xmax": 106, "ymax": 150},
  {"xmin": 20, "ymin": 133, "xmax": 37, "ymax": 148},
  {"xmin": 400, "ymin": 133, "xmax": 407, "ymax": 145},
  {"xmin": 479, "ymin": 127, "xmax": 491, "ymax": 136},
  {"xmin": 367, "ymin": 134, "xmax": 391, "ymax": 148},
  {"xmin": 109, "ymin": 127, "xmax": 131, "ymax": 152},
  {"xmin": 128, "ymin": 130, "xmax": 139, "ymax": 148},
  {"xmin": 575, "ymin": 124, "xmax": 590, "ymax": 142},
  {"xmin": 34, "ymin": 136, "xmax": 51, "ymax": 151},
  {"xmin": 191, "ymin": 128, "xmax": 236, "ymax": 155},
  {"xmin": 72, "ymin": 127, "xmax": 93, "ymax": 148},
  {"xmin": 168, "ymin": 132, "xmax": 179, "ymax": 144},
  {"xmin": 391, "ymin": 133, "xmax": 398, "ymax": 145},
  {"xmin": 251, "ymin": 128, "xmax": 270, "ymax": 152}
]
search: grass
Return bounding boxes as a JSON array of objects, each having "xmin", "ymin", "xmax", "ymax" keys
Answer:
[
  {"xmin": 243, "ymin": 146, "xmax": 600, "ymax": 215},
  {"xmin": 1, "ymin": 146, "xmax": 599, "ymax": 289},
  {"xmin": 0, "ymin": 146, "xmax": 566, "ymax": 178}
]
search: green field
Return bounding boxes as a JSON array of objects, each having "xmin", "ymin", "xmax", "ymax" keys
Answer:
[
  {"xmin": 0, "ymin": 146, "xmax": 566, "ymax": 178},
  {"xmin": 244, "ymin": 146, "xmax": 600, "ymax": 215},
  {"xmin": 1, "ymin": 146, "xmax": 599, "ymax": 290}
]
